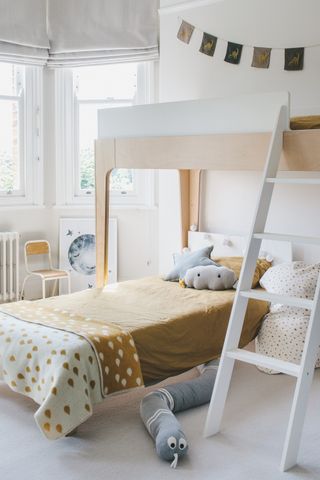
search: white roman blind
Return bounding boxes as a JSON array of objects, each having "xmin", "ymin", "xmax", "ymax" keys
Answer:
[
  {"xmin": 0, "ymin": 0, "xmax": 49, "ymax": 65},
  {"xmin": 47, "ymin": 0, "xmax": 159, "ymax": 67},
  {"xmin": 0, "ymin": 0, "xmax": 159, "ymax": 67}
]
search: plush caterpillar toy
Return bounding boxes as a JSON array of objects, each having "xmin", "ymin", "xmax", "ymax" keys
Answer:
[{"xmin": 140, "ymin": 359, "xmax": 219, "ymax": 468}]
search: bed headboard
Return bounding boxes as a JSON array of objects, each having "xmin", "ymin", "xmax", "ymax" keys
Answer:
[{"xmin": 188, "ymin": 231, "xmax": 292, "ymax": 265}]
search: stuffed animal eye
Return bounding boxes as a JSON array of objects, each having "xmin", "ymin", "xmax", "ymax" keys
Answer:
[
  {"xmin": 167, "ymin": 436, "xmax": 177, "ymax": 449},
  {"xmin": 179, "ymin": 438, "xmax": 187, "ymax": 450},
  {"xmin": 197, "ymin": 273, "xmax": 200, "ymax": 277},
  {"xmin": 218, "ymin": 274, "xmax": 221, "ymax": 278}
]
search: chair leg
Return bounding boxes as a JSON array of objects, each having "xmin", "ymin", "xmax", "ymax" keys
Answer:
[
  {"xmin": 42, "ymin": 280, "xmax": 46, "ymax": 299},
  {"xmin": 51, "ymin": 279, "xmax": 58, "ymax": 297},
  {"xmin": 20, "ymin": 275, "xmax": 30, "ymax": 300}
]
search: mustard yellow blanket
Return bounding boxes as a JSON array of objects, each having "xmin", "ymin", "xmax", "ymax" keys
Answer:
[{"xmin": 37, "ymin": 277, "xmax": 269, "ymax": 383}]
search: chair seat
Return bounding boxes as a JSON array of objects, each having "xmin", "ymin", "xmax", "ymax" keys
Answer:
[{"xmin": 32, "ymin": 269, "xmax": 69, "ymax": 279}]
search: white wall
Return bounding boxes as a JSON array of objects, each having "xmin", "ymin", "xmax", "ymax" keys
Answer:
[
  {"xmin": 0, "ymin": 69, "xmax": 158, "ymax": 300},
  {"xmin": 158, "ymin": 0, "xmax": 320, "ymax": 272}
]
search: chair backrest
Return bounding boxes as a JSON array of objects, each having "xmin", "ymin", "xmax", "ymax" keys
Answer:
[{"xmin": 24, "ymin": 240, "xmax": 52, "ymax": 272}]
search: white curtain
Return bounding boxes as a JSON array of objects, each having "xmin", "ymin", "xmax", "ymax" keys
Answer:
[
  {"xmin": 0, "ymin": 0, "xmax": 159, "ymax": 67},
  {"xmin": 0, "ymin": 0, "xmax": 49, "ymax": 65}
]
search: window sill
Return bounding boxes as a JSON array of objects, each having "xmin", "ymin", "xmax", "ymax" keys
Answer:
[
  {"xmin": 0, "ymin": 204, "xmax": 46, "ymax": 211},
  {"xmin": 52, "ymin": 204, "xmax": 158, "ymax": 211}
]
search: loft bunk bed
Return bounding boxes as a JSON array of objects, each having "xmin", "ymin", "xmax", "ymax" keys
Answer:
[
  {"xmin": 94, "ymin": 91, "xmax": 320, "ymax": 471},
  {"xmin": 94, "ymin": 91, "xmax": 320, "ymax": 287},
  {"xmin": 1, "ymin": 93, "xmax": 319, "ymax": 465}
]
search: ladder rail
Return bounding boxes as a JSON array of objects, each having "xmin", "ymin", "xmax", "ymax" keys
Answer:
[
  {"xmin": 280, "ymin": 275, "xmax": 320, "ymax": 471},
  {"xmin": 204, "ymin": 101, "xmax": 320, "ymax": 472},
  {"xmin": 204, "ymin": 104, "xmax": 288, "ymax": 437}
]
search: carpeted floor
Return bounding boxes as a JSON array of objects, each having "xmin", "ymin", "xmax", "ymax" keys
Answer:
[{"xmin": 1, "ymin": 362, "xmax": 320, "ymax": 480}]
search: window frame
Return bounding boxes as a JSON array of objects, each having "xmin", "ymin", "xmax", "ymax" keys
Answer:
[
  {"xmin": 0, "ymin": 64, "xmax": 43, "ymax": 207},
  {"xmin": 55, "ymin": 62, "xmax": 156, "ymax": 207}
]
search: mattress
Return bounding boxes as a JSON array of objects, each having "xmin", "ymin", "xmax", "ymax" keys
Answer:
[{"xmin": 36, "ymin": 276, "xmax": 269, "ymax": 383}]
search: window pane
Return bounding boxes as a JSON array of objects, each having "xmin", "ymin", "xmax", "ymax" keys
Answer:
[
  {"xmin": 110, "ymin": 169, "xmax": 134, "ymax": 192},
  {"xmin": 75, "ymin": 63, "xmax": 137, "ymax": 100},
  {"xmin": 79, "ymin": 103, "xmax": 98, "ymax": 191},
  {"xmin": 0, "ymin": 62, "xmax": 21, "ymax": 96},
  {"xmin": 78, "ymin": 102, "xmax": 133, "ymax": 193},
  {"xmin": 0, "ymin": 100, "xmax": 20, "ymax": 192},
  {"xmin": 75, "ymin": 63, "xmax": 141, "ymax": 195}
]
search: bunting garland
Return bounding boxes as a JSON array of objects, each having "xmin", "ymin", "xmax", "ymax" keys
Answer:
[{"xmin": 177, "ymin": 18, "xmax": 309, "ymax": 71}]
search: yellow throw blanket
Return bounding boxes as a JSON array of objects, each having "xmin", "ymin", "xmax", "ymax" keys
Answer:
[{"xmin": 1, "ymin": 301, "xmax": 144, "ymax": 397}]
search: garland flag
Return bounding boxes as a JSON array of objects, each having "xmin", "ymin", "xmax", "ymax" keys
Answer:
[
  {"xmin": 177, "ymin": 20, "xmax": 194, "ymax": 44},
  {"xmin": 177, "ymin": 19, "xmax": 305, "ymax": 71},
  {"xmin": 252, "ymin": 47, "xmax": 271, "ymax": 68},
  {"xmin": 199, "ymin": 33, "xmax": 217, "ymax": 57},
  {"xmin": 224, "ymin": 42, "xmax": 243, "ymax": 64}
]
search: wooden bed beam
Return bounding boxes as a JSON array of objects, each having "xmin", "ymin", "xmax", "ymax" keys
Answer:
[
  {"xmin": 95, "ymin": 129, "xmax": 320, "ymax": 287},
  {"xmin": 95, "ymin": 139, "xmax": 115, "ymax": 288},
  {"xmin": 179, "ymin": 170, "xmax": 202, "ymax": 248}
]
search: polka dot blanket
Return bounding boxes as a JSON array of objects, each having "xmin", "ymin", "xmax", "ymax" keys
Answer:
[{"xmin": 0, "ymin": 301, "xmax": 143, "ymax": 439}]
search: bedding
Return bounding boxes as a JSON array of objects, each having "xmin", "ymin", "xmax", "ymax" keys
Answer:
[
  {"xmin": 290, "ymin": 115, "xmax": 320, "ymax": 130},
  {"xmin": 165, "ymin": 245, "xmax": 217, "ymax": 281},
  {"xmin": 34, "ymin": 277, "xmax": 269, "ymax": 382},
  {"xmin": 0, "ymin": 276, "xmax": 269, "ymax": 437},
  {"xmin": 214, "ymin": 256, "xmax": 272, "ymax": 288},
  {"xmin": 256, "ymin": 262, "xmax": 320, "ymax": 374}
]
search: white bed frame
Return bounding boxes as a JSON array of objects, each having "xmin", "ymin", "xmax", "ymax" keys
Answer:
[
  {"xmin": 95, "ymin": 90, "xmax": 320, "ymax": 287},
  {"xmin": 188, "ymin": 231, "xmax": 292, "ymax": 264}
]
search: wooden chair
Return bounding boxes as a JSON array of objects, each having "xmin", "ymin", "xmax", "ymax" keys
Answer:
[{"xmin": 21, "ymin": 240, "xmax": 71, "ymax": 300}]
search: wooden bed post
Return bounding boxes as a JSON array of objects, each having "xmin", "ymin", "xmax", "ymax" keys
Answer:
[
  {"xmin": 179, "ymin": 170, "xmax": 190, "ymax": 249},
  {"xmin": 179, "ymin": 169, "xmax": 202, "ymax": 249},
  {"xmin": 95, "ymin": 139, "xmax": 116, "ymax": 288},
  {"xmin": 190, "ymin": 169, "xmax": 202, "ymax": 231}
]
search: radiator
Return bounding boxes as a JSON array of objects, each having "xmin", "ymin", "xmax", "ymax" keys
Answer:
[{"xmin": 0, "ymin": 232, "xmax": 19, "ymax": 303}]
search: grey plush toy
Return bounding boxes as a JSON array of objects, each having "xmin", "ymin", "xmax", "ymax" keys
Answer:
[
  {"xmin": 184, "ymin": 264, "xmax": 237, "ymax": 290},
  {"xmin": 140, "ymin": 359, "xmax": 219, "ymax": 468}
]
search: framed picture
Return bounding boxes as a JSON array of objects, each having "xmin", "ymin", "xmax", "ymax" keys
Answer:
[{"xmin": 59, "ymin": 217, "xmax": 117, "ymax": 294}]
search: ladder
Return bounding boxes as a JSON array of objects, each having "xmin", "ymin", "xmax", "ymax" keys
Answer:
[{"xmin": 203, "ymin": 104, "xmax": 320, "ymax": 471}]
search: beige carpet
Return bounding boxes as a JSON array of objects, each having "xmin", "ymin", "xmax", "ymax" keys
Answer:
[{"xmin": 1, "ymin": 362, "xmax": 320, "ymax": 480}]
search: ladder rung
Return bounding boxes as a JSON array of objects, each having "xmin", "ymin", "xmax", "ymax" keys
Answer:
[
  {"xmin": 226, "ymin": 348, "xmax": 300, "ymax": 377},
  {"xmin": 266, "ymin": 177, "xmax": 320, "ymax": 185},
  {"xmin": 240, "ymin": 289, "xmax": 314, "ymax": 309},
  {"xmin": 253, "ymin": 232, "xmax": 320, "ymax": 246}
]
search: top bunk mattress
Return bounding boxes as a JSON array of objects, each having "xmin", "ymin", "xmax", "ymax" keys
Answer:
[{"xmin": 36, "ymin": 277, "xmax": 269, "ymax": 383}]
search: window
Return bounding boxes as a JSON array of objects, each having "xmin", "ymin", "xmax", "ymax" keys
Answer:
[
  {"xmin": 0, "ymin": 62, "xmax": 42, "ymax": 206},
  {"xmin": 56, "ymin": 62, "xmax": 155, "ymax": 206}
]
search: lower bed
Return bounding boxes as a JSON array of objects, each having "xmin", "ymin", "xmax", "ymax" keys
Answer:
[{"xmin": 0, "ymin": 276, "xmax": 269, "ymax": 439}]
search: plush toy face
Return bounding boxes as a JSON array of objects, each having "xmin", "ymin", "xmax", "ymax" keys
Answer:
[
  {"xmin": 184, "ymin": 265, "xmax": 237, "ymax": 290},
  {"xmin": 156, "ymin": 429, "xmax": 188, "ymax": 463}
]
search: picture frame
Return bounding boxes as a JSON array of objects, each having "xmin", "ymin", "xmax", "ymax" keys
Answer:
[{"xmin": 59, "ymin": 217, "xmax": 117, "ymax": 294}]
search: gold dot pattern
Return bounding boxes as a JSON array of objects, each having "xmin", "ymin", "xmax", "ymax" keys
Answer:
[{"xmin": 0, "ymin": 301, "xmax": 144, "ymax": 440}]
